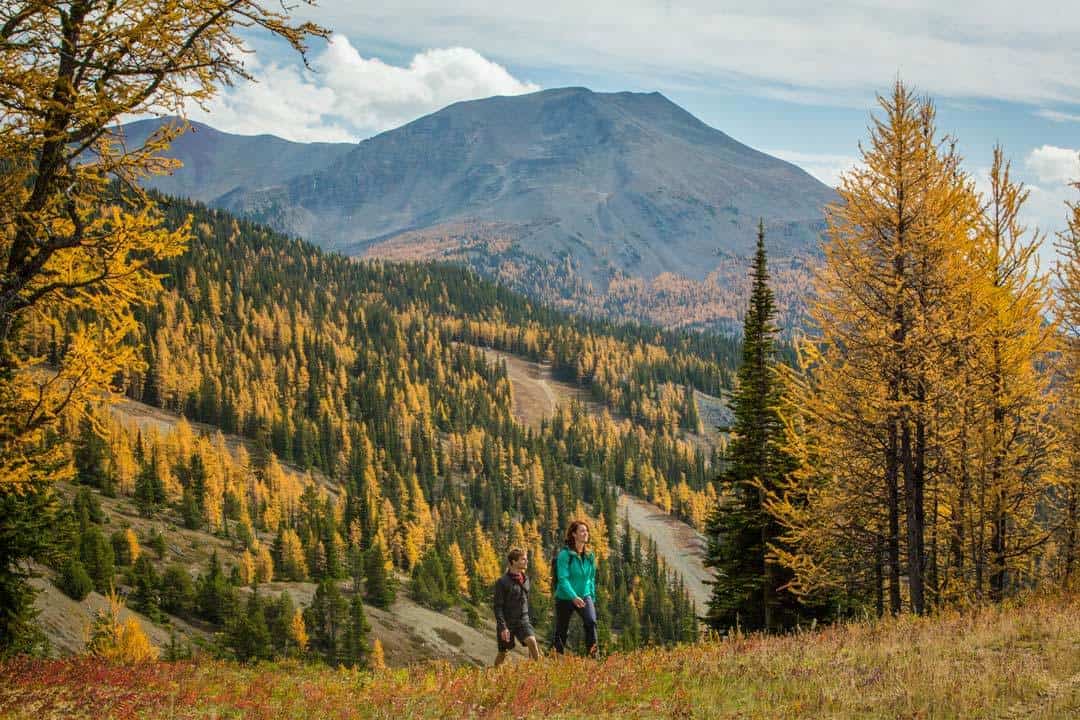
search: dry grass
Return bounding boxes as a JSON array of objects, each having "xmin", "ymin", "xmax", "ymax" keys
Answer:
[{"xmin": 2, "ymin": 594, "xmax": 1077, "ymax": 719}]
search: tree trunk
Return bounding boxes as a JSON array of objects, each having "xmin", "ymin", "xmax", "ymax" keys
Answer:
[
  {"xmin": 903, "ymin": 413, "xmax": 925, "ymax": 615},
  {"xmin": 886, "ymin": 421, "xmax": 902, "ymax": 614}
]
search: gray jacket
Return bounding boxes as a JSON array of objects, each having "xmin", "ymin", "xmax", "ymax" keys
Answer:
[{"xmin": 493, "ymin": 571, "xmax": 530, "ymax": 631}]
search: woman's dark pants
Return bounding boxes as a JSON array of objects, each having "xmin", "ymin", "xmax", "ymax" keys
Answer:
[{"xmin": 553, "ymin": 597, "xmax": 597, "ymax": 654}]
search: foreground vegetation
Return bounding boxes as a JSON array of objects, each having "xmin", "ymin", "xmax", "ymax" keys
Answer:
[{"xmin": 1, "ymin": 594, "xmax": 1077, "ymax": 719}]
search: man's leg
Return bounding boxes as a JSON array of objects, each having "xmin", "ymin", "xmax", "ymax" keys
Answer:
[
  {"xmin": 524, "ymin": 635, "xmax": 541, "ymax": 660},
  {"xmin": 495, "ymin": 626, "xmax": 514, "ymax": 666}
]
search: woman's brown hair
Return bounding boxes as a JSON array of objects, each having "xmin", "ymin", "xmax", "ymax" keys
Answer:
[{"xmin": 564, "ymin": 519, "xmax": 590, "ymax": 549}]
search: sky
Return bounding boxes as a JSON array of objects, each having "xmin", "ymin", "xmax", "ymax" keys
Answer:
[{"xmin": 184, "ymin": 1, "xmax": 1080, "ymax": 257}]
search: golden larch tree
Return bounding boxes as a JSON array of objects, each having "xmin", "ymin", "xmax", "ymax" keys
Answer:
[
  {"xmin": 769, "ymin": 81, "xmax": 983, "ymax": 615},
  {"xmin": 1053, "ymin": 179, "xmax": 1080, "ymax": 589},
  {"xmin": 0, "ymin": 0, "xmax": 325, "ymax": 487}
]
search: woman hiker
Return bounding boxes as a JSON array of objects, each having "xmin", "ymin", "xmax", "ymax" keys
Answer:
[
  {"xmin": 552, "ymin": 519, "xmax": 598, "ymax": 657},
  {"xmin": 493, "ymin": 547, "xmax": 541, "ymax": 666}
]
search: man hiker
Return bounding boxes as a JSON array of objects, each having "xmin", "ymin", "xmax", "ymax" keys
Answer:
[{"xmin": 493, "ymin": 547, "xmax": 541, "ymax": 666}]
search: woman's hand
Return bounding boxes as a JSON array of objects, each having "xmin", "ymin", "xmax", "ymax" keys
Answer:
[{"xmin": 573, "ymin": 596, "xmax": 586, "ymax": 608}]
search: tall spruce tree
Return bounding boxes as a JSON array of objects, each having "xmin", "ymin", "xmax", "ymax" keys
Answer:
[{"xmin": 704, "ymin": 221, "xmax": 797, "ymax": 632}]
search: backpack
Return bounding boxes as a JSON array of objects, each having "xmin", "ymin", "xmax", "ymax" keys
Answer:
[{"xmin": 549, "ymin": 547, "xmax": 562, "ymax": 595}]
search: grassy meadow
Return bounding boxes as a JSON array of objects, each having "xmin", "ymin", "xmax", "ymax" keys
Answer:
[{"xmin": 1, "ymin": 594, "xmax": 1077, "ymax": 719}]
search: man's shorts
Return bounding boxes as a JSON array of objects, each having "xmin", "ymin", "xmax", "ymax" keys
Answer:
[{"xmin": 496, "ymin": 619, "xmax": 536, "ymax": 651}]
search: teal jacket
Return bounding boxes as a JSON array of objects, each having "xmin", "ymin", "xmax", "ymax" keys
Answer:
[{"xmin": 555, "ymin": 546, "xmax": 596, "ymax": 601}]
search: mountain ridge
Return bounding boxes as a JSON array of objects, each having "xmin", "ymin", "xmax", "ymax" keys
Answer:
[{"xmin": 127, "ymin": 88, "xmax": 835, "ymax": 329}]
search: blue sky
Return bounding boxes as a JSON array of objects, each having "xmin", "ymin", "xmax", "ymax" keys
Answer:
[{"xmin": 187, "ymin": 1, "xmax": 1080, "ymax": 252}]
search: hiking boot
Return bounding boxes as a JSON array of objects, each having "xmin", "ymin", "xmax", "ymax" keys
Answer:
[{"xmin": 588, "ymin": 643, "xmax": 599, "ymax": 659}]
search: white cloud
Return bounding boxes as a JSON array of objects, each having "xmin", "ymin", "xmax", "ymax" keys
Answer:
[
  {"xmin": 1026, "ymin": 145, "xmax": 1080, "ymax": 186},
  {"xmin": 297, "ymin": 2, "xmax": 1080, "ymax": 107},
  {"xmin": 765, "ymin": 150, "xmax": 859, "ymax": 189},
  {"xmin": 1037, "ymin": 109, "xmax": 1080, "ymax": 123},
  {"xmin": 186, "ymin": 54, "xmax": 356, "ymax": 143},
  {"xmin": 1022, "ymin": 182, "xmax": 1077, "ymax": 270},
  {"xmin": 187, "ymin": 36, "xmax": 538, "ymax": 142},
  {"xmin": 314, "ymin": 37, "xmax": 539, "ymax": 135}
]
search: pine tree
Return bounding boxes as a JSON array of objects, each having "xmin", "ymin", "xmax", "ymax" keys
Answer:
[
  {"xmin": 58, "ymin": 558, "xmax": 94, "ymax": 601},
  {"xmin": 277, "ymin": 528, "xmax": 308, "ymax": 581},
  {"xmin": 128, "ymin": 556, "xmax": 162, "ymax": 621},
  {"xmin": 370, "ymin": 637, "xmax": 386, "ymax": 671},
  {"xmin": 447, "ymin": 542, "xmax": 470, "ymax": 599},
  {"xmin": 134, "ymin": 455, "xmax": 166, "ymax": 518},
  {"xmin": 342, "ymin": 593, "xmax": 371, "ymax": 668},
  {"xmin": 196, "ymin": 552, "xmax": 235, "ymax": 625},
  {"xmin": 75, "ymin": 417, "xmax": 112, "ymax": 495},
  {"xmin": 80, "ymin": 526, "xmax": 115, "ymax": 595},
  {"xmin": 160, "ymin": 565, "xmax": 195, "ymax": 616},
  {"xmin": 364, "ymin": 539, "xmax": 395, "ymax": 608},
  {"xmin": 254, "ymin": 544, "xmax": 275, "ymax": 584},
  {"xmin": 305, "ymin": 579, "xmax": 348, "ymax": 666},
  {"xmin": 704, "ymin": 221, "xmax": 797, "ymax": 632},
  {"xmin": 290, "ymin": 608, "xmax": 310, "ymax": 656},
  {"xmin": 229, "ymin": 588, "xmax": 272, "ymax": 662}
]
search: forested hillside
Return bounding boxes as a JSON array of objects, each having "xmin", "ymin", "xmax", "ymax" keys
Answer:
[{"xmin": 28, "ymin": 194, "xmax": 748, "ymax": 663}]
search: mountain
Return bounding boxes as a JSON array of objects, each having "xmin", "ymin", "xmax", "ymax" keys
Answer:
[
  {"xmin": 128, "ymin": 89, "xmax": 836, "ymax": 329},
  {"xmin": 116, "ymin": 118, "xmax": 354, "ymax": 203}
]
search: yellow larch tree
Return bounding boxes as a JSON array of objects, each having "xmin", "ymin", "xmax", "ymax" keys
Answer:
[
  {"xmin": 769, "ymin": 82, "xmax": 984, "ymax": 615},
  {"xmin": 1053, "ymin": 179, "xmax": 1080, "ymax": 589},
  {"xmin": 0, "ymin": 0, "xmax": 324, "ymax": 649},
  {"xmin": 447, "ymin": 542, "xmax": 470, "ymax": 597},
  {"xmin": 964, "ymin": 148, "xmax": 1057, "ymax": 601}
]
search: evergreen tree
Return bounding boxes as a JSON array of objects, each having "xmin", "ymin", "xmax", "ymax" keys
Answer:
[
  {"xmin": 267, "ymin": 592, "xmax": 296, "ymax": 657},
  {"xmin": 410, "ymin": 547, "xmax": 454, "ymax": 610},
  {"xmin": 305, "ymin": 579, "xmax": 348, "ymax": 665},
  {"xmin": 58, "ymin": 558, "xmax": 94, "ymax": 601},
  {"xmin": 342, "ymin": 593, "xmax": 371, "ymax": 668},
  {"xmin": 180, "ymin": 486, "xmax": 201, "ymax": 530},
  {"xmin": 228, "ymin": 588, "xmax": 272, "ymax": 662},
  {"xmin": 364, "ymin": 540, "xmax": 395, "ymax": 608},
  {"xmin": 128, "ymin": 556, "xmax": 162, "ymax": 621},
  {"xmin": 111, "ymin": 529, "xmax": 139, "ymax": 567},
  {"xmin": 196, "ymin": 552, "xmax": 236, "ymax": 625},
  {"xmin": 74, "ymin": 416, "xmax": 112, "ymax": 495},
  {"xmin": 79, "ymin": 526, "xmax": 115, "ymax": 595},
  {"xmin": 0, "ymin": 484, "xmax": 57, "ymax": 655},
  {"xmin": 160, "ymin": 565, "xmax": 195, "ymax": 616},
  {"xmin": 147, "ymin": 528, "xmax": 168, "ymax": 560},
  {"xmin": 704, "ymin": 221, "xmax": 798, "ymax": 633},
  {"xmin": 72, "ymin": 487, "xmax": 105, "ymax": 528},
  {"xmin": 134, "ymin": 455, "xmax": 165, "ymax": 518}
]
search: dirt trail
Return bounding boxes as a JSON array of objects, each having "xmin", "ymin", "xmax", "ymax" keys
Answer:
[
  {"xmin": 480, "ymin": 347, "xmax": 589, "ymax": 428},
  {"xmin": 615, "ymin": 491, "xmax": 713, "ymax": 612}
]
